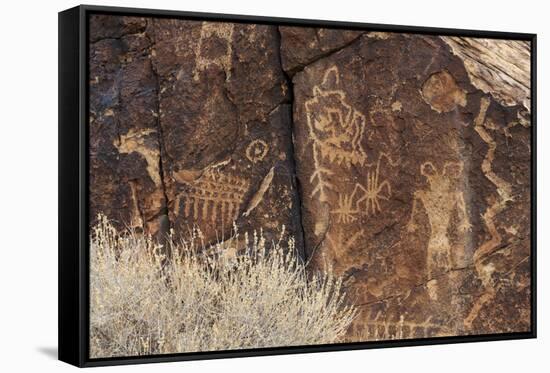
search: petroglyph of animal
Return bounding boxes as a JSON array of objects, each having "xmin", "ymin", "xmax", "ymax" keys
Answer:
[
  {"xmin": 193, "ymin": 22, "xmax": 234, "ymax": 81},
  {"xmin": 332, "ymin": 189, "xmax": 360, "ymax": 223},
  {"xmin": 174, "ymin": 169, "xmax": 249, "ymax": 229},
  {"xmin": 331, "ymin": 153, "xmax": 396, "ymax": 222},
  {"xmin": 305, "ymin": 66, "xmax": 367, "ymax": 202},
  {"xmin": 356, "ymin": 153, "xmax": 395, "ymax": 215},
  {"xmin": 407, "ymin": 161, "xmax": 471, "ymax": 278}
]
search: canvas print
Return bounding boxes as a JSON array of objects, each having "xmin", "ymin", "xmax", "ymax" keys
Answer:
[{"xmin": 88, "ymin": 14, "xmax": 532, "ymax": 358}]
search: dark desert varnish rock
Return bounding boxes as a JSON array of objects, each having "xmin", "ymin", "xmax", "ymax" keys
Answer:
[
  {"xmin": 89, "ymin": 16, "xmax": 168, "ymax": 236},
  {"xmin": 279, "ymin": 26, "xmax": 364, "ymax": 76},
  {"xmin": 288, "ymin": 32, "xmax": 530, "ymax": 339},
  {"xmin": 89, "ymin": 15, "xmax": 531, "ymax": 340},
  {"xmin": 89, "ymin": 15, "xmax": 304, "ymax": 254}
]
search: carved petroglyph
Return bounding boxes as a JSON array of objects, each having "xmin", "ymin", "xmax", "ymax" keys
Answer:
[
  {"xmin": 174, "ymin": 168, "xmax": 249, "ymax": 229},
  {"xmin": 245, "ymin": 139, "xmax": 269, "ymax": 163},
  {"xmin": 473, "ymin": 98, "xmax": 514, "ymax": 255},
  {"xmin": 357, "ymin": 154, "xmax": 396, "ymax": 215},
  {"xmin": 407, "ymin": 161, "xmax": 471, "ymax": 278},
  {"xmin": 305, "ymin": 66, "xmax": 367, "ymax": 202},
  {"xmin": 114, "ymin": 129, "xmax": 161, "ymax": 186},
  {"xmin": 391, "ymin": 100, "xmax": 402, "ymax": 112},
  {"xmin": 243, "ymin": 167, "xmax": 275, "ymax": 217},
  {"xmin": 331, "ymin": 153, "xmax": 396, "ymax": 222},
  {"xmin": 361, "ymin": 316, "xmax": 452, "ymax": 341},
  {"xmin": 303, "ymin": 66, "xmax": 398, "ymax": 254},
  {"xmin": 332, "ymin": 188, "xmax": 360, "ymax": 223},
  {"xmin": 193, "ymin": 22, "xmax": 234, "ymax": 81},
  {"xmin": 464, "ymin": 97, "xmax": 515, "ymax": 328},
  {"xmin": 309, "ymin": 162, "xmax": 334, "ymax": 203},
  {"xmin": 128, "ymin": 180, "xmax": 144, "ymax": 230}
]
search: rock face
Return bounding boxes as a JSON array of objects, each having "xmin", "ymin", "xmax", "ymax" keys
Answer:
[
  {"xmin": 279, "ymin": 27, "xmax": 363, "ymax": 75},
  {"xmin": 89, "ymin": 15, "xmax": 303, "ymax": 253},
  {"xmin": 89, "ymin": 16, "xmax": 167, "ymax": 236},
  {"xmin": 89, "ymin": 16, "xmax": 532, "ymax": 341},
  {"xmin": 148, "ymin": 20, "xmax": 303, "ymax": 250},
  {"xmin": 289, "ymin": 33, "xmax": 531, "ymax": 339}
]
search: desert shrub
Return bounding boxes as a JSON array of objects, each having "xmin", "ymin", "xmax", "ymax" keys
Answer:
[{"xmin": 90, "ymin": 215, "xmax": 357, "ymax": 358}]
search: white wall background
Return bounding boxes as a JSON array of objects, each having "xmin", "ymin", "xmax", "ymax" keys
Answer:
[{"xmin": 0, "ymin": 0, "xmax": 546, "ymax": 370}]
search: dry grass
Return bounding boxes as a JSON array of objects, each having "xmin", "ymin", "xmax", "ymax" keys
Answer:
[{"xmin": 90, "ymin": 215, "xmax": 357, "ymax": 358}]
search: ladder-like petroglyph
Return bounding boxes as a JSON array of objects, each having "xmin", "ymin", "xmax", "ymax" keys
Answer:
[
  {"xmin": 245, "ymin": 139, "xmax": 269, "ymax": 163},
  {"xmin": 128, "ymin": 180, "xmax": 144, "ymax": 230},
  {"xmin": 407, "ymin": 161, "xmax": 471, "ymax": 278},
  {"xmin": 174, "ymin": 169, "xmax": 249, "ymax": 229},
  {"xmin": 193, "ymin": 22, "xmax": 234, "ymax": 81},
  {"xmin": 360, "ymin": 316, "xmax": 452, "ymax": 341},
  {"xmin": 305, "ymin": 66, "xmax": 367, "ymax": 202}
]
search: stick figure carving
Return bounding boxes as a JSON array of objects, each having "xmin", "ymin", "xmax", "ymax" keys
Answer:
[
  {"xmin": 355, "ymin": 153, "xmax": 394, "ymax": 215},
  {"xmin": 331, "ymin": 153, "xmax": 396, "ymax": 222}
]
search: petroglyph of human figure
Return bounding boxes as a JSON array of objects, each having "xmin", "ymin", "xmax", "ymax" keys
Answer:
[
  {"xmin": 407, "ymin": 161, "xmax": 471, "ymax": 277},
  {"xmin": 305, "ymin": 66, "xmax": 367, "ymax": 202},
  {"xmin": 193, "ymin": 22, "xmax": 234, "ymax": 81}
]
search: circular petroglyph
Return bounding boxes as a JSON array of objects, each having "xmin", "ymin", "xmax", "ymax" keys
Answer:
[{"xmin": 246, "ymin": 139, "xmax": 269, "ymax": 163}]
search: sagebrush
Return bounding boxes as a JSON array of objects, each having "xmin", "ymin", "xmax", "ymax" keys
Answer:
[{"xmin": 90, "ymin": 215, "xmax": 357, "ymax": 358}]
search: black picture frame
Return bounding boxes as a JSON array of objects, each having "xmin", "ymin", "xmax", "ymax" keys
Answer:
[{"xmin": 59, "ymin": 4, "xmax": 537, "ymax": 367}]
